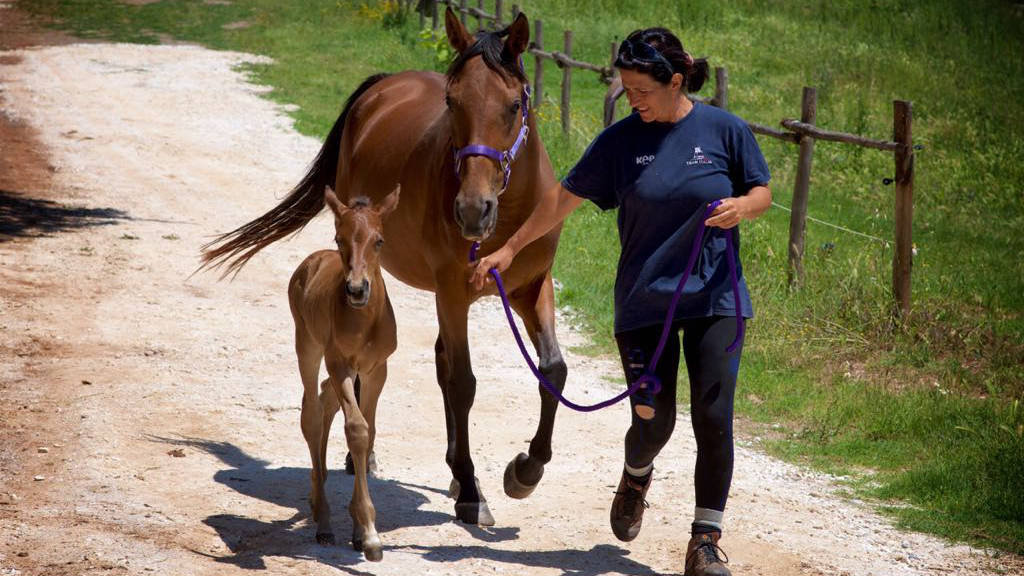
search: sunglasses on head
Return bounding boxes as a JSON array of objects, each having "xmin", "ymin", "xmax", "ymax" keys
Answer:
[{"xmin": 617, "ymin": 39, "xmax": 673, "ymax": 70}]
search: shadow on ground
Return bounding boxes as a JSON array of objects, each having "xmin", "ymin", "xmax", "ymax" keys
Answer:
[
  {"xmin": 0, "ymin": 189, "xmax": 130, "ymax": 240},
  {"xmin": 145, "ymin": 435, "xmax": 661, "ymax": 575}
]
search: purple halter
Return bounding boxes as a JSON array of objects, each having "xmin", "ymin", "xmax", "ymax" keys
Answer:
[{"xmin": 452, "ymin": 86, "xmax": 531, "ymax": 193}]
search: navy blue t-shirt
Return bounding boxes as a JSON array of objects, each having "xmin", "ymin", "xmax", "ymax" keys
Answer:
[{"xmin": 562, "ymin": 103, "xmax": 770, "ymax": 334}]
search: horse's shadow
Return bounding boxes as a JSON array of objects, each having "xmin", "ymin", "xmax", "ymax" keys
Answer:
[
  {"xmin": 147, "ymin": 435, "xmax": 662, "ymax": 575},
  {"xmin": 147, "ymin": 436, "xmax": 520, "ymax": 572}
]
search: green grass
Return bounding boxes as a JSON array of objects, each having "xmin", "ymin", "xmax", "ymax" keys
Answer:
[{"xmin": 18, "ymin": 0, "xmax": 1024, "ymax": 555}]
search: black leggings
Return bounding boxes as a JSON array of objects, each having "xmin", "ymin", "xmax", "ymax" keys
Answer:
[{"xmin": 615, "ymin": 315, "xmax": 743, "ymax": 512}]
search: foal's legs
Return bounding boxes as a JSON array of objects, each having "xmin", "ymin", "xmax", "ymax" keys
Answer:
[
  {"xmin": 326, "ymin": 361, "xmax": 382, "ymax": 561},
  {"xmin": 435, "ymin": 287, "xmax": 494, "ymax": 525},
  {"xmin": 357, "ymin": 365, "xmax": 386, "ymax": 477},
  {"xmin": 295, "ymin": 331, "xmax": 336, "ymax": 544},
  {"xmin": 344, "ymin": 376, "xmax": 378, "ymax": 476},
  {"xmin": 505, "ymin": 274, "xmax": 567, "ymax": 498}
]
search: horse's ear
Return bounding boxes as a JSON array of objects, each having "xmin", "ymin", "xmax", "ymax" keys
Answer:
[
  {"xmin": 444, "ymin": 7, "xmax": 474, "ymax": 54},
  {"xmin": 324, "ymin": 186, "xmax": 346, "ymax": 217},
  {"xmin": 377, "ymin": 185, "xmax": 400, "ymax": 219},
  {"xmin": 503, "ymin": 11, "xmax": 530, "ymax": 59}
]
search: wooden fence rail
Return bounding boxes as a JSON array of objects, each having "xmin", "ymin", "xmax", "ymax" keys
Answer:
[
  {"xmin": 418, "ymin": 0, "xmax": 916, "ymax": 317},
  {"xmin": 425, "ymin": 0, "xmax": 615, "ymax": 134}
]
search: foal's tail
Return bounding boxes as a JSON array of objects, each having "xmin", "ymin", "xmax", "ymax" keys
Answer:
[{"xmin": 199, "ymin": 73, "xmax": 391, "ymax": 278}]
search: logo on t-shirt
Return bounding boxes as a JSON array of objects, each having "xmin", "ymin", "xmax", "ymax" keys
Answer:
[
  {"xmin": 685, "ymin": 146, "xmax": 713, "ymax": 166},
  {"xmin": 636, "ymin": 154, "xmax": 655, "ymax": 166}
]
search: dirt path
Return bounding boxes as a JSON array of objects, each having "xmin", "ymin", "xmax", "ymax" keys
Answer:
[{"xmin": 0, "ymin": 11, "xmax": 1019, "ymax": 576}]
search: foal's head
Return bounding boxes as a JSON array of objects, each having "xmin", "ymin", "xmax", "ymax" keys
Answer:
[
  {"xmin": 444, "ymin": 8, "xmax": 531, "ymax": 241},
  {"xmin": 324, "ymin": 186, "xmax": 400, "ymax": 308}
]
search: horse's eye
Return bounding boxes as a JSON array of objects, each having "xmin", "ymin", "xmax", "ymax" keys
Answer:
[
  {"xmin": 445, "ymin": 95, "xmax": 453, "ymax": 109},
  {"xmin": 511, "ymin": 100, "xmax": 521, "ymax": 113},
  {"xmin": 374, "ymin": 238, "xmax": 384, "ymax": 251}
]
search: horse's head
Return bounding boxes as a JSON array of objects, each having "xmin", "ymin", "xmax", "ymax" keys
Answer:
[
  {"xmin": 444, "ymin": 8, "xmax": 531, "ymax": 241},
  {"xmin": 324, "ymin": 185, "xmax": 400, "ymax": 308}
]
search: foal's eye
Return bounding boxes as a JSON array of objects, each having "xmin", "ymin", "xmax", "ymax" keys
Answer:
[
  {"xmin": 511, "ymin": 100, "xmax": 521, "ymax": 113},
  {"xmin": 444, "ymin": 95, "xmax": 453, "ymax": 109},
  {"xmin": 374, "ymin": 238, "xmax": 384, "ymax": 251}
]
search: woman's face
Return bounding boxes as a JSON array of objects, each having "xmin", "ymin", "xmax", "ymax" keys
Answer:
[{"xmin": 620, "ymin": 68, "xmax": 683, "ymax": 123}]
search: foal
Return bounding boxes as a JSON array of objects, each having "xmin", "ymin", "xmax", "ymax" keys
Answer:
[{"xmin": 288, "ymin": 185, "xmax": 399, "ymax": 561}]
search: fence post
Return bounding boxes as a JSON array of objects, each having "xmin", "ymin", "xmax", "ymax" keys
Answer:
[
  {"xmin": 609, "ymin": 40, "xmax": 618, "ymax": 77},
  {"xmin": 787, "ymin": 87, "xmax": 817, "ymax": 288},
  {"xmin": 477, "ymin": 0, "xmax": 484, "ymax": 29},
  {"xmin": 494, "ymin": 0, "xmax": 503, "ymax": 26},
  {"xmin": 432, "ymin": 0, "xmax": 439, "ymax": 30},
  {"xmin": 459, "ymin": 0, "xmax": 467, "ymax": 25},
  {"xmin": 533, "ymin": 19, "xmax": 543, "ymax": 108},
  {"xmin": 892, "ymin": 100, "xmax": 914, "ymax": 319},
  {"xmin": 511, "ymin": 3, "xmax": 518, "ymax": 18},
  {"xmin": 561, "ymin": 30, "xmax": 573, "ymax": 134},
  {"xmin": 714, "ymin": 67, "xmax": 728, "ymax": 110},
  {"xmin": 604, "ymin": 41, "xmax": 620, "ymax": 127}
]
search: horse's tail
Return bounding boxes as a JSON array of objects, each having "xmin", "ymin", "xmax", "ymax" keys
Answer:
[{"xmin": 199, "ymin": 73, "xmax": 391, "ymax": 278}]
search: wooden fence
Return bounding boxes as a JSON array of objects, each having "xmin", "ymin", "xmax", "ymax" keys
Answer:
[
  {"xmin": 414, "ymin": 0, "xmax": 917, "ymax": 317},
  {"xmin": 419, "ymin": 0, "xmax": 622, "ymax": 135}
]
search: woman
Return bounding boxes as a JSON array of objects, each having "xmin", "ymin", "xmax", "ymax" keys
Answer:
[{"xmin": 470, "ymin": 27, "xmax": 770, "ymax": 576}]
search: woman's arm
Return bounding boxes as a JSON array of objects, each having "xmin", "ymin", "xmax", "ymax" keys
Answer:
[
  {"xmin": 468, "ymin": 182, "xmax": 584, "ymax": 290},
  {"xmin": 704, "ymin": 185, "xmax": 771, "ymax": 229}
]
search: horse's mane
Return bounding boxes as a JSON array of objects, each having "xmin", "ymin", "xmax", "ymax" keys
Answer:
[
  {"xmin": 445, "ymin": 26, "xmax": 527, "ymax": 85},
  {"xmin": 348, "ymin": 196, "xmax": 372, "ymax": 209}
]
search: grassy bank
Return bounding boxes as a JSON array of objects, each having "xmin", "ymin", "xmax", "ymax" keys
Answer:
[{"xmin": 17, "ymin": 0, "xmax": 1023, "ymax": 555}]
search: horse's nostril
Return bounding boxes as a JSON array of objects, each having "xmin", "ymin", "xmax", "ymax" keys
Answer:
[
  {"xmin": 481, "ymin": 199, "xmax": 494, "ymax": 221},
  {"xmin": 346, "ymin": 280, "xmax": 368, "ymax": 300}
]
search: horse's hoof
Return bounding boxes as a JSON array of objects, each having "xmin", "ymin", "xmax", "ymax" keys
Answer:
[
  {"xmin": 448, "ymin": 478, "xmax": 460, "ymax": 500},
  {"xmin": 316, "ymin": 531, "xmax": 335, "ymax": 546},
  {"xmin": 504, "ymin": 452, "xmax": 541, "ymax": 499},
  {"xmin": 362, "ymin": 540, "xmax": 383, "ymax": 562},
  {"xmin": 344, "ymin": 451, "xmax": 378, "ymax": 476},
  {"xmin": 455, "ymin": 500, "xmax": 495, "ymax": 526}
]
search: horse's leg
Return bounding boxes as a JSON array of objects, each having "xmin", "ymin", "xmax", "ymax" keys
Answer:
[
  {"xmin": 344, "ymin": 375, "xmax": 378, "ymax": 476},
  {"xmin": 434, "ymin": 334, "xmax": 460, "ymax": 497},
  {"xmin": 357, "ymin": 364, "xmax": 387, "ymax": 477},
  {"xmin": 504, "ymin": 273, "xmax": 567, "ymax": 498},
  {"xmin": 327, "ymin": 363, "xmax": 382, "ymax": 561},
  {"xmin": 295, "ymin": 332, "xmax": 335, "ymax": 544},
  {"xmin": 436, "ymin": 288, "xmax": 494, "ymax": 525}
]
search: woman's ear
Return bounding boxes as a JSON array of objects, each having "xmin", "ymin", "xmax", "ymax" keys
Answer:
[{"xmin": 671, "ymin": 72, "xmax": 684, "ymax": 91}]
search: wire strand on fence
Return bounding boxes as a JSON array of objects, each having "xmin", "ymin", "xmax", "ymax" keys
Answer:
[{"xmin": 770, "ymin": 201, "xmax": 888, "ymax": 244}]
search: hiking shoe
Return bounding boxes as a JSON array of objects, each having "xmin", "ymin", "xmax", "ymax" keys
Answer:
[
  {"xmin": 609, "ymin": 469, "xmax": 651, "ymax": 542},
  {"xmin": 684, "ymin": 532, "xmax": 731, "ymax": 576}
]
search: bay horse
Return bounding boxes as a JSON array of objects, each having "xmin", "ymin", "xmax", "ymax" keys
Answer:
[
  {"xmin": 202, "ymin": 9, "xmax": 566, "ymax": 526},
  {"xmin": 288, "ymin": 185, "xmax": 399, "ymax": 559}
]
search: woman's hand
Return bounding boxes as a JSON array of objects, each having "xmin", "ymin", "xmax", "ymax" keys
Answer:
[
  {"xmin": 468, "ymin": 243, "xmax": 516, "ymax": 291},
  {"xmin": 705, "ymin": 187, "xmax": 771, "ymax": 229},
  {"xmin": 704, "ymin": 197, "xmax": 746, "ymax": 229}
]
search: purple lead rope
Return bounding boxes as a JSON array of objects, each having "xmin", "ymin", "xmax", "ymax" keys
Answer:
[{"xmin": 471, "ymin": 199, "xmax": 744, "ymax": 413}]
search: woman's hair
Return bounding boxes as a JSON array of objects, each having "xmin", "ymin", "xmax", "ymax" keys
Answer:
[{"xmin": 614, "ymin": 27, "xmax": 708, "ymax": 93}]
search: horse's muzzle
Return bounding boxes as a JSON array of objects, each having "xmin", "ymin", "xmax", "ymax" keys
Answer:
[
  {"xmin": 345, "ymin": 279, "xmax": 370, "ymax": 308},
  {"xmin": 454, "ymin": 196, "xmax": 497, "ymax": 241}
]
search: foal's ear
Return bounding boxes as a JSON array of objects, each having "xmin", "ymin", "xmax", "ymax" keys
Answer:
[
  {"xmin": 324, "ymin": 186, "xmax": 346, "ymax": 217},
  {"xmin": 377, "ymin": 185, "xmax": 400, "ymax": 219},
  {"xmin": 444, "ymin": 6, "xmax": 474, "ymax": 54},
  {"xmin": 503, "ymin": 11, "xmax": 530, "ymax": 59}
]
